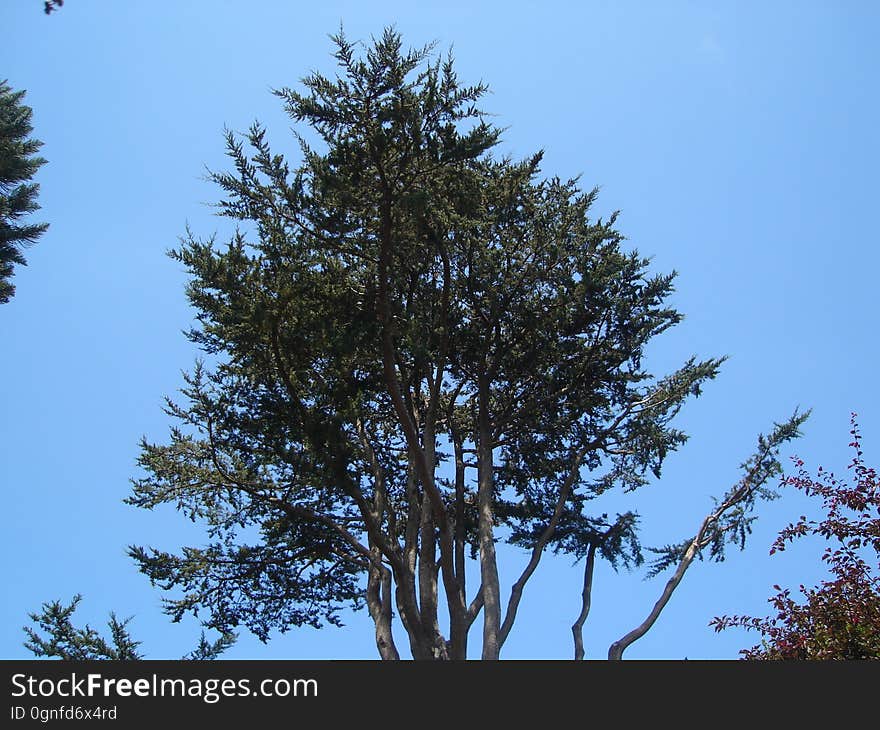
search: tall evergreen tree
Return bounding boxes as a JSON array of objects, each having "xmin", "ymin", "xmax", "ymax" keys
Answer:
[
  {"xmin": 127, "ymin": 29, "xmax": 789, "ymax": 659},
  {"xmin": 0, "ymin": 80, "xmax": 48, "ymax": 304}
]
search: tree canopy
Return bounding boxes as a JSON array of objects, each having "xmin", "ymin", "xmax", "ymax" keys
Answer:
[
  {"xmin": 126, "ymin": 28, "xmax": 797, "ymax": 660},
  {"xmin": 0, "ymin": 80, "xmax": 48, "ymax": 304},
  {"xmin": 24, "ymin": 595, "xmax": 236, "ymax": 660}
]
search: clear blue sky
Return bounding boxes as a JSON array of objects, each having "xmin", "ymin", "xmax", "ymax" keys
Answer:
[{"xmin": 2, "ymin": 0, "xmax": 878, "ymax": 660}]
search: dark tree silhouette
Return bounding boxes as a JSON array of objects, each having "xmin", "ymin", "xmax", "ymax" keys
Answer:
[
  {"xmin": 0, "ymin": 80, "xmax": 48, "ymax": 303},
  {"xmin": 24, "ymin": 595, "xmax": 236, "ymax": 660},
  {"xmin": 123, "ymin": 28, "xmax": 803, "ymax": 659}
]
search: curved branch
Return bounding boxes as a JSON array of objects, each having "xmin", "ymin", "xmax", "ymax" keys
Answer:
[
  {"xmin": 607, "ymin": 428, "xmax": 793, "ymax": 659},
  {"xmin": 572, "ymin": 543, "xmax": 597, "ymax": 660},
  {"xmin": 498, "ymin": 446, "xmax": 587, "ymax": 648}
]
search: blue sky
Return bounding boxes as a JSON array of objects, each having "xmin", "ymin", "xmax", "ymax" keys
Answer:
[{"xmin": 2, "ymin": 1, "xmax": 878, "ymax": 660}]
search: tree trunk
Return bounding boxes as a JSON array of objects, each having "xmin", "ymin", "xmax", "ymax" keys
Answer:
[
  {"xmin": 366, "ymin": 549, "xmax": 400, "ymax": 660},
  {"xmin": 572, "ymin": 544, "xmax": 597, "ymax": 660},
  {"xmin": 477, "ymin": 373, "xmax": 501, "ymax": 659},
  {"xmin": 608, "ymin": 537, "xmax": 700, "ymax": 660}
]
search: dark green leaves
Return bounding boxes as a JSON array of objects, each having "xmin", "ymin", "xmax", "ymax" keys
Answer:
[
  {"xmin": 0, "ymin": 80, "xmax": 48, "ymax": 303},
  {"xmin": 24, "ymin": 594, "xmax": 237, "ymax": 660},
  {"xmin": 24, "ymin": 596, "xmax": 144, "ymax": 660},
  {"xmin": 130, "ymin": 28, "xmax": 739, "ymax": 654},
  {"xmin": 646, "ymin": 409, "xmax": 810, "ymax": 578}
]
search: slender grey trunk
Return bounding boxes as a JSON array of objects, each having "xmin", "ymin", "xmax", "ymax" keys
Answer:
[
  {"xmin": 450, "ymin": 422, "xmax": 468, "ymax": 659},
  {"xmin": 498, "ymin": 447, "xmax": 586, "ymax": 649},
  {"xmin": 607, "ymin": 473, "xmax": 764, "ymax": 660},
  {"xmin": 572, "ymin": 543, "xmax": 597, "ymax": 660},
  {"xmin": 477, "ymin": 373, "xmax": 501, "ymax": 659},
  {"xmin": 608, "ymin": 534, "xmax": 702, "ymax": 660},
  {"xmin": 418, "ymin": 494, "xmax": 440, "ymax": 639}
]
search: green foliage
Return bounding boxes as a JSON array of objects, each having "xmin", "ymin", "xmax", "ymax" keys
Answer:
[
  {"xmin": 24, "ymin": 595, "xmax": 143, "ymax": 660},
  {"xmin": 128, "ymin": 28, "xmax": 727, "ymax": 658},
  {"xmin": 647, "ymin": 411, "xmax": 810, "ymax": 578},
  {"xmin": 183, "ymin": 630, "xmax": 238, "ymax": 660},
  {"xmin": 0, "ymin": 80, "xmax": 48, "ymax": 304},
  {"xmin": 24, "ymin": 595, "xmax": 236, "ymax": 660}
]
